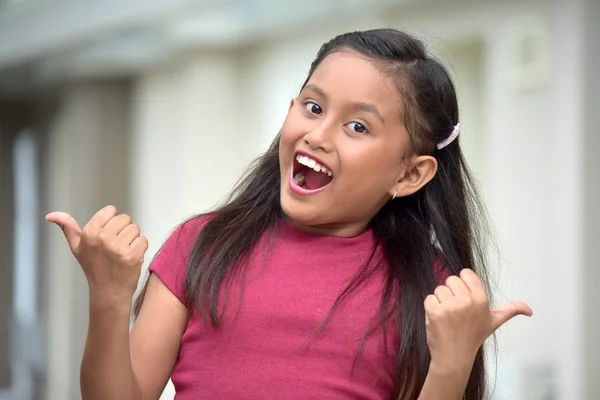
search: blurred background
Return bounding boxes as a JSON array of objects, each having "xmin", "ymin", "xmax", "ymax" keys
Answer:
[{"xmin": 0, "ymin": 0, "xmax": 598, "ymax": 399}]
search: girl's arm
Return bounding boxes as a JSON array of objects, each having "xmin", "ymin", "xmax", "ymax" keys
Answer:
[
  {"xmin": 416, "ymin": 363, "xmax": 471, "ymax": 400},
  {"xmin": 415, "ymin": 269, "xmax": 532, "ymax": 400},
  {"xmin": 81, "ymin": 274, "xmax": 188, "ymax": 400},
  {"xmin": 47, "ymin": 207, "xmax": 189, "ymax": 400}
]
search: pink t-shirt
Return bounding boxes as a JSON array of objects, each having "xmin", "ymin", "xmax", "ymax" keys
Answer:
[{"xmin": 150, "ymin": 217, "xmax": 405, "ymax": 400}]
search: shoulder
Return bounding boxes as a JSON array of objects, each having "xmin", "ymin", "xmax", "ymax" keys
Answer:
[
  {"xmin": 148, "ymin": 213, "xmax": 215, "ymax": 305},
  {"xmin": 159, "ymin": 214, "xmax": 215, "ymax": 252}
]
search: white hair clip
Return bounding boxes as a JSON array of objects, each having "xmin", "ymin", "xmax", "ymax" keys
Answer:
[{"xmin": 437, "ymin": 123, "xmax": 460, "ymax": 150}]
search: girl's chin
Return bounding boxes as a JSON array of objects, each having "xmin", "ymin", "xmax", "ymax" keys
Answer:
[{"xmin": 280, "ymin": 197, "xmax": 329, "ymax": 227}]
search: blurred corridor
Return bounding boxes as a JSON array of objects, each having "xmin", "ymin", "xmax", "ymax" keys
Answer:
[{"xmin": 0, "ymin": 0, "xmax": 599, "ymax": 399}]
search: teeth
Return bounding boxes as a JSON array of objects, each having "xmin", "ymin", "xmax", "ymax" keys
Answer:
[{"xmin": 295, "ymin": 154, "xmax": 332, "ymax": 177}]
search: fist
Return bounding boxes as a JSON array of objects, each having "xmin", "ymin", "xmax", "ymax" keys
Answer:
[
  {"xmin": 46, "ymin": 205, "xmax": 148, "ymax": 302},
  {"xmin": 424, "ymin": 269, "xmax": 532, "ymax": 372}
]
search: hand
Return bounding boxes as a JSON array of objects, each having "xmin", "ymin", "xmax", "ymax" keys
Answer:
[
  {"xmin": 424, "ymin": 269, "xmax": 532, "ymax": 374},
  {"xmin": 46, "ymin": 205, "xmax": 148, "ymax": 304}
]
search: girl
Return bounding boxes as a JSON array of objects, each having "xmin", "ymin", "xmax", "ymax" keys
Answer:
[{"xmin": 47, "ymin": 29, "xmax": 532, "ymax": 400}]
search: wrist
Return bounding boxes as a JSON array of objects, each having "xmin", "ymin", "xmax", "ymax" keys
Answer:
[
  {"xmin": 88, "ymin": 287, "xmax": 133, "ymax": 315},
  {"xmin": 418, "ymin": 360, "xmax": 473, "ymax": 400},
  {"xmin": 428, "ymin": 359, "xmax": 473, "ymax": 381}
]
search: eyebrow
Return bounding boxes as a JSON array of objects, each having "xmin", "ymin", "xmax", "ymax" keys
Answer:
[{"xmin": 303, "ymin": 83, "xmax": 385, "ymax": 124}]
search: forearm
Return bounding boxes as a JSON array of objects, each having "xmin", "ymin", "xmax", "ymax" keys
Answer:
[
  {"xmin": 81, "ymin": 294, "xmax": 140, "ymax": 400},
  {"xmin": 416, "ymin": 363, "xmax": 471, "ymax": 400}
]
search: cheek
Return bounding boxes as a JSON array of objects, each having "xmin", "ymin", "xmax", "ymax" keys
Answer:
[
  {"xmin": 280, "ymin": 109, "xmax": 306, "ymax": 144},
  {"xmin": 339, "ymin": 149, "xmax": 400, "ymax": 193},
  {"xmin": 279, "ymin": 109, "xmax": 311, "ymax": 166},
  {"xmin": 279, "ymin": 115, "xmax": 296, "ymax": 168}
]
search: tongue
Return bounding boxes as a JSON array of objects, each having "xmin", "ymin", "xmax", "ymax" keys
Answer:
[{"xmin": 303, "ymin": 168, "xmax": 331, "ymax": 190}]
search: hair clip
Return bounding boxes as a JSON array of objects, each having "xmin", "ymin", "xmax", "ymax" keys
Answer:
[{"xmin": 437, "ymin": 123, "xmax": 460, "ymax": 150}]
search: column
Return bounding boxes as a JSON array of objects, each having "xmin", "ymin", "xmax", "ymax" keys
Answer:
[{"xmin": 43, "ymin": 81, "xmax": 131, "ymax": 400}]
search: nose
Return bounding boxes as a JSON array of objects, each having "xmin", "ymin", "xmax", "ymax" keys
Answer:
[{"xmin": 303, "ymin": 120, "xmax": 335, "ymax": 153}]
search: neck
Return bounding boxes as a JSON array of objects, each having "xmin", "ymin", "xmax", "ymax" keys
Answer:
[{"xmin": 283, "ymin": 216, "xmax": 369, "ymax": 238}]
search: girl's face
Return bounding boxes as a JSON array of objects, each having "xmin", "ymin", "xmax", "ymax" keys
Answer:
[{"xmin": 279, "ymin": 51, "xmax": 436, "ymax": 237}]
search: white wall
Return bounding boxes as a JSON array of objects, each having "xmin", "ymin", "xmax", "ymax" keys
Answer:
[
  {"xmin": 582, "ymin": 0, "xmax": 600, "ymax": 396},
  {"xmin": 44, "ymin": 82, "xmax": 131, "ymax": 400},
  {"xmin": 131, "ymin": 51, "xmax": 250, "ymax": 234},
  {"xmin": 131, "ymin": 50, "xmax": 259, "ymax": 399},
  {"xmin": 383, "ymin": 0, "xmax": 587, "ymax": 398},
  {"xmin": 484, "ymin": 2, "xmax": 586, "ymax": 397}
]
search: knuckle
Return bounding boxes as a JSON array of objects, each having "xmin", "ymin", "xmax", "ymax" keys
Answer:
[
  {"xmin": 460, "ymin": 304, "xmax": 471, "ymax": 314},
  {"xmin": 446, "ymin": 275, "xmax": 460, "ymax": 286},
  {"xmin": 97, "ymin": 230, "xmax": 111, "ymax": 244},
  {"xmin": 123, "ymin": 254, "xmax": 136, "ymax": 266},
  {"xmin": 445, "ymin": 303, "xmax": 458, "ymax": 314},
  {"xmin": 121, "ymin": 214, "xmax": 132, "ymax": 225},
  {"xmin": 82, "ymin": 225, "xmax": 94, "ymax": 239},
  {"xmin": 125, "ymin": 252, "xmax": 143, "ymax": 267},
  {"xmin": 461, "ymin": 295, "xmax": 474, "ymax": 306},
  {"xmin": 477, "ymin": 294, "xmax": 490, "ymax": 307},
  {"xmin": 460, "ymin": 268, "xmax": 474, "ymax": 279},
  {"xmin": 430, "ymin": 307, "xmax": 444, "ymax": 319}
]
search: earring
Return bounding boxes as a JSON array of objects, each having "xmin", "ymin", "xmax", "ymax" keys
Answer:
[{"xmin": 392, "ymin": 191, "xmax": 397, "ymax": 200}]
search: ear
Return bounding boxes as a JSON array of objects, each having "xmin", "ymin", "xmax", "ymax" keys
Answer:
[{"xmin": 390, "ymin": 155, "xmax": 438, "ymax": 198}]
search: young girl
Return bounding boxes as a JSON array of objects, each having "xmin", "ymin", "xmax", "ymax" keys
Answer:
[{"xmin": 47, "ymin": 29, "xmax": 532, "ymax": 400}]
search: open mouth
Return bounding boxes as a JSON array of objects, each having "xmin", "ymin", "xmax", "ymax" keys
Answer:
[{"xmin": 289, "ymin": 152, "xmax": 333, "ymax": 194}]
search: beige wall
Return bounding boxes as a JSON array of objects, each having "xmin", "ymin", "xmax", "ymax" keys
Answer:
[
  {"xmin": 582, "ymin": 0, "xmax": 600, "ymax": 396},
  {"xmin": 385, "ymin": 1, "xmax": 587, "ymax": 397},
  {"xmin": 43, "ymin": 81, "xmax": 131, "ymax": 400},
  {"xmin": 131, "ymin": 51, "xmax": 253, "ymax": 399}
]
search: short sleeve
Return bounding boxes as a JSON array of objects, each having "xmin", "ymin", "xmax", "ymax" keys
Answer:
[{"xmin": 149, "ymin": 217, "xmax": 208, "ymax": 305}]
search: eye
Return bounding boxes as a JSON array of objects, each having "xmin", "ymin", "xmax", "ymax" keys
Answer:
[
  {"xmin": 346, "ymin": 122, "xmax": 368, "ymax": 134},
  {"xmin": 304, "ymin": 102, "xmax": 322, "ymax": 115}
]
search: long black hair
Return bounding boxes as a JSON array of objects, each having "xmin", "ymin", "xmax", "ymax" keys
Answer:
[{"xmin": 135, "ymin": 28, "xmax": 493, "ymax": 399}]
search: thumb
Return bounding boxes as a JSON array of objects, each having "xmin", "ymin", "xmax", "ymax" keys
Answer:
[
  {"xmin": 490, "ymin": 301, "xmax": 533, "ymax": 332},
  {"xmin": 46, "ymin": 212, "xmax": 82, "ymax": 252}
]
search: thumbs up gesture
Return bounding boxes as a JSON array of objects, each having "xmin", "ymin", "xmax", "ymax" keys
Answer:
[
  {"xmin": 424, "ymin": 269, "xmax": 532, "ymax": 373},
  {"xmin": 46, "ymin": 205, "xmax": 148, "ymax": 304}
]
